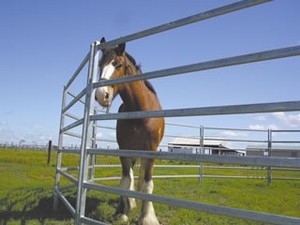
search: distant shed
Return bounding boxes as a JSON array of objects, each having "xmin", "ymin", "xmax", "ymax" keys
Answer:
[
  {"xmin": 247, "ymin": 145, "xmax": 300, "ymax": 157},
  {"xmin": 168, "ymin": 137, "xmax": 244, "ymax": 155}
]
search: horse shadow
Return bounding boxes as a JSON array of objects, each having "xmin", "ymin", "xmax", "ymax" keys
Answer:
[{"xmin": 0, "ymin": 187, "xmax": 118, "ymax": 225}]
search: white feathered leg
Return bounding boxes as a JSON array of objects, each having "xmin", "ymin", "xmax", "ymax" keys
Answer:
[
  {"xmin": 139, "ymin": 180, "xmax": 159, "ymax": 225},
  {"xmin": 119, "ymin": 168, "xmax": 136, "ymax": 222}
]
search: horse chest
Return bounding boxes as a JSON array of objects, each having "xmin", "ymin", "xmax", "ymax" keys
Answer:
[
  {"xmin": 117, "ymin": 119, "xmax": 158, "ymax": 150},
  {"xmin": 118, "ymin": 120, "xmax": 149, "ymax": 138}
]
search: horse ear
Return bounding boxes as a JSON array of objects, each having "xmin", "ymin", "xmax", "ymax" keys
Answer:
[
  {"xmin": 115, "ymin": 42, "xmax": 126, "ymax": 56},
  {"xmin": 100, "ymin": 37, "xmax": 106, "ymax": 43}
]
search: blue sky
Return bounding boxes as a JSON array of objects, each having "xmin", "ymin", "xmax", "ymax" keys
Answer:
[{"xmin": 0, "ymin": 0, "xmax": 300, "ymax": 146}]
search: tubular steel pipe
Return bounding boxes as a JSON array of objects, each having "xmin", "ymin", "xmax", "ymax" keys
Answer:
[
  {"xmin": 54, "ymin": 1, "xmax": 300, "ymax": 224},
  {"xmin": 88, "ymin": 149, "xmax": 300, "ymax": 168},
  {"xmin": 91, "ymin": 100, "xmax": 300, "ymax": 121},
  {"xmin": 94, "ymin": 45, "xmax": 300, "ymax": 88},
  {"xmin": 65, "ymin": 53, "xmax": 90, "ymax": 90},
  {"xmin": 60, "ymin": 118, "xmax": 84, "ymax": 134},
  {"xmin": 55, "ymin": 188, "xmax": 76, "ymax": 216},
  {"xmin": 96, "ymin": 0, "xmax": 272, "ymax": 49},
  {"xmin": 62, "ymin": 87, "xmax": 87, "ymax": 114},
  {"xmin": 75, "ymin": 43, "xmax": 98, "ymax": 224},
  {"xmin": 84, "ymin": 182, "xmax": 300, "ymax": 225}
]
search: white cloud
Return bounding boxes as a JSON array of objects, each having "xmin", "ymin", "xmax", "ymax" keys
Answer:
[
  {"xmin": 249, "ymin": 124, "xmax": 279, "ymax": 130},
  {"xmin": 254, "ymin": 115, "xmax": 267, "ymax": 121},
  {"xmin": 272, "ymin": 112, "xmax": 300, "ymax": 128},
  {"xmin": 0, "ymin": 128, "xmax": 17, "ymax": 143},
  {"xmin": 0, "ymin": 122, "xmax": 57, "ymax": 145},
  {"xmin": 221, "ymin": 130, "xmax": 248, "ymax": 138},
  {"xmin": 249, "ymin": 124, "xmax": 265, "ymax": 130},
  {"xmin": 0, "ymin": 121, "xmax": 8, "ymax": 127},
  {"xmin": 0, "ymin": 121, "xmax": 17, "ymax": 143}
]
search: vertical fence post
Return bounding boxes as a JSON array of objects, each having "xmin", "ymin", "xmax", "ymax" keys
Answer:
[
  {"xmin": 54, "ymin": 85, "xmax": 67, "ymax": 211},
  {"xmin": 89, "ymin": 107, "xmax": 98, "ymax": 183},
  {"xmin": 75, "ymin": 41, "xmax": 99, "ymax": 224},
  {"xmin": 198, "ymin": 125, "xmax": 205, "ymax": 183},
  {"xmin": 47, "ymin": 140, "xmax": 52, "ymax": 165},
  {"xmin": 90, "ymin": 49, "xmax": 100, "ymax": 183},
  {"xmin": 267, "ymin": 129, "xmax": 272, "ymax": 185}
]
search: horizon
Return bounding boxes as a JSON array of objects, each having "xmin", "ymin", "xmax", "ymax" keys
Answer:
[{"xmin": 1, "ymin": 0, "xmax": 300, "ymax": 146}]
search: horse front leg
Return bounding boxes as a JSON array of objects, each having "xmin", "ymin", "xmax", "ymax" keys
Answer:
[
  {"xmin": 116, "ymin": 157, "xmax": 136, "ymax": 222},
  {"xmin": 139, "ymin": 158, "xmax": 160, "ymax": 225}
]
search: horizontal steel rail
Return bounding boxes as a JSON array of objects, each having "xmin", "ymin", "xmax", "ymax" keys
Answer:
[
  {"xmin": 97, "ymin": 125, "xmax": 116, "ymax": 130},
  {"xmin": 66, "ymin": 90, "xmax": 85, "ymax": 105},
  {"xmin": 65, "ymin": 112, "xmax": 81, "ymax": 121},
  {"xmin": 93, "ymin": 164, "xmax": 300, "ymax": 171},
  {"xmin": 60, "ymin": 167, "xmax": 79, "ymax": 172},
  {"xmin": 64, "ymin": 131, "xmax": 82, "ymax": 139},
  {"xmin": 92, "ymin": 175, "xmax": 269, "ymax": 181},
  {"xmin": 166, "ymin": 122, "xmax": 200, "ymax": 129},
  {"xmin": 85, "ymin": 182, "xmax": 300, "ymax": 225},
  {"xmin": 57, "ymin": 168, "xmax": 78, "ymax": 184},
  {"xmin": 66, "ymin": 0, "xmax": 272, "ymax": 96},
  {"xmin": 272, "ymin": 129, "xmax": 300, "ymax": 132},
  {"xmin": 205, "ymin": 126, "xmax": 266, "ymax": 132},
  {"xmin": 60, "ymin": 118, "xmax": 84, "ymax": 133},
  {"xmin": 95, "ymin": 0, "xmax": 271, "ymax": 49},
  {"xmin": 62, "ymin": 87, "xmax": 87, "ymax": 114},
  {"xmin": 80, "ymin": 216, "xmax": 107, "ymax": 225},
  {"xmin": 58, "ymin": 148, "xmax": 80, "ymax": 154},
  {"xmin": 92, "ymin": 164, "xmax": 299, "ymax": 182},
  {"xmin": 272, "ymin": 140, "xmax": 300, "ymax": 144},
  {"xmin": 91, "ymin": 100, "xmax": 300, "ymax": 120},
  {"xmin": 93, "ymin": 45, "xmax": 300, "ymax": 88},
  {"xmin": 55, "ymin": 188, "xmax": 76, "ymax": 216},
  {"xmin": 205, "ymin": 137, "xmax": 267, "ymax": 143},
  {"xmin": 58, "ymin": 183, "xmax": 77, "ymax": 192},
  {"xmin": 167, "ymin": 134, "xmax": 267, "ymax": 143},
  {"xmin": 88, "ymin": 149, "xmax": 300, "ymax": 168},
  {"xmin": 96, "ymin": 138, "xmax": 117, "ymax": 143}
]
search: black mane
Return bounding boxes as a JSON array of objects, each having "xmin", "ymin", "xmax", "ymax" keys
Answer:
[
  {"xmin": 125, "ymin": 52, "xmax": 142, "ymax": 73},
  {"xmin": 125, "ymin": 53, "xmax": 157, "ymax": 95}
]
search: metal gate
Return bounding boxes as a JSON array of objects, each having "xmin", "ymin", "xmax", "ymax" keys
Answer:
[{"xmin": 54, "ymin": 0, "xmax": 300, "ymax": 224}]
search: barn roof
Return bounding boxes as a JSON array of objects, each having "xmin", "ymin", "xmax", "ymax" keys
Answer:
[{"xmin": 168, "ymin": 137, "xmax": 229, "ymax": 148}]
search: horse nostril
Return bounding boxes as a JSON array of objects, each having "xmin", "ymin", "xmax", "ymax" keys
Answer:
[{"xmin": 104, "ymin": 92, "xmax": 109, "ymax": 100}]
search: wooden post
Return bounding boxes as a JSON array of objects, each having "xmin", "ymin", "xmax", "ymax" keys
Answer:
[
  {"xmin": 47, "ymin": 140, "xmax": 52, "ymax": 165},
  {"xmin": 267, "ymin": 129, "xmax": 272, "ymax": 185}
]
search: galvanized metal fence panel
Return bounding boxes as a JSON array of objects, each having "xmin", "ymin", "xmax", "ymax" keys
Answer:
[{"xmin": 54, "ymin": 0, "xmax": 300, "ymax": 224}]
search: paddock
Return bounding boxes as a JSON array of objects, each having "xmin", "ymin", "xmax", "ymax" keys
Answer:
[{"xmin": 54, "ymin": 0, "xmax": 300, "ymax": 224}]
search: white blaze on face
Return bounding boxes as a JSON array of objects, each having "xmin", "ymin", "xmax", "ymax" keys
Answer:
[
  {"xmin": 101, "ymin": 60, "xmax": 115, "ymax": 80},
  {"xmin": 95, "ymin": 60, "xmax": 115, "ymax": 107}
]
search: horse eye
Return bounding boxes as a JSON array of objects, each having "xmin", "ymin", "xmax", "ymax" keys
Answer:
[{"xmin": 115, "ymin": 63, "xmax": 122, "ymax": 69}]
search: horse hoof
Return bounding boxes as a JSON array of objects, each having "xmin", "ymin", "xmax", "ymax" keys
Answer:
[
  {"xmin": 139, "ymin": 216, "xmax": 160, "ymax": 225},
  {"xmin": 120, "ymin": 214, "xmax": 129, "ymax": 223}
]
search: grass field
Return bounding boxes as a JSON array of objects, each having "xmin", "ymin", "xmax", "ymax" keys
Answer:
[{"xmin": 0, "ymin": 148, "xmax": 299, "ymax": 225}]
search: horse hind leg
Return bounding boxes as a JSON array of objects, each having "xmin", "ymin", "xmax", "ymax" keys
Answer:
[
  {"xmin": 116, "ymin": 157, "xmax": 136, "ymax": 222},
  {"xmin": 138, "ymin": 159, "xmax": 160, "ymax": 225}
]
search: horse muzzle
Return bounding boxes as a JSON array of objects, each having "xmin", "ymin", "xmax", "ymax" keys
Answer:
[{"xmin": 95, "ymin": 86, "xmax": 113, "ymax": 107}]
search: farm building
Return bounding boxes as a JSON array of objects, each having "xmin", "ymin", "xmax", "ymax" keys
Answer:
[
  {"xmin": 168, "ymin": 137, "xmax": 244, "ymax": 156},
  {"xmin": 247, "ymin": 145, "xmax": 300, "ymax": 158}
]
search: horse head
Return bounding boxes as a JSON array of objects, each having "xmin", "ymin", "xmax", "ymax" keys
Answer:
[{"xmin": 95, "ymin": 37, "xmax": 128, "ymax": 108}]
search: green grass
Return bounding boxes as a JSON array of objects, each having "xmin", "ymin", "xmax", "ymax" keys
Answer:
[{"xmin": 0, "ymin": 148, "xmax": 299, "ymax": 225}]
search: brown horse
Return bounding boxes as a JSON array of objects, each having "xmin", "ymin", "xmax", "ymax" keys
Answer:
[{"xmin": 95, "ymin": 37, "xmax": 165, "ymax": 225}]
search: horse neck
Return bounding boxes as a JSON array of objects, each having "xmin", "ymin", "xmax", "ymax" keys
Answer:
[{"xmin": 119, "ymin": 61, "xmax": 159, "ymax": 111}]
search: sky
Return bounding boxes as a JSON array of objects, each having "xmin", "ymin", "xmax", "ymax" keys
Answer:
[{"xmin": 0, "ymin": 0, "xmax": 300, "ymax": 148}]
